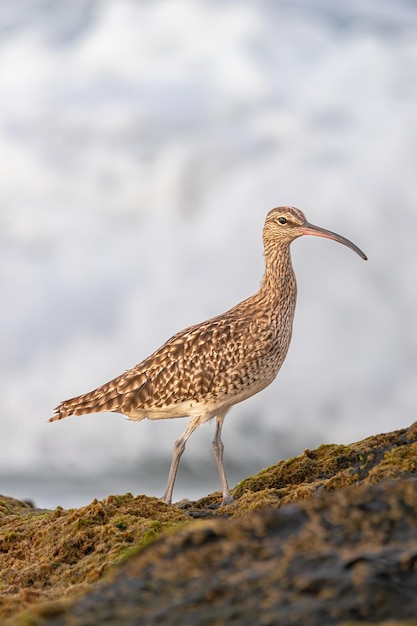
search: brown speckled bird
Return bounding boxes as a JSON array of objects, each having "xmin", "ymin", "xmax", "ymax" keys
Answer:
[{"xmin": 51, "ymin": 207, "xmax": 367, "ymax": 505}]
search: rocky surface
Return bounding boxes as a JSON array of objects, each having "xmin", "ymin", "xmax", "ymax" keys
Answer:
[{"xmin": 2, "ymin": 422, "xmax": 417, "ymax": 625}]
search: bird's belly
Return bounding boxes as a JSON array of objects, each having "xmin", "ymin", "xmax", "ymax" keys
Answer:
[{"xmin": 123, "ymin": 399, "xmax": 219, "ymax": 422}]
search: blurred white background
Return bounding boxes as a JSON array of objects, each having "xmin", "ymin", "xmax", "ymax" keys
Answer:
[{"xmin": 1, "ymin": 0, "xmax": 417, "ymax": 508}]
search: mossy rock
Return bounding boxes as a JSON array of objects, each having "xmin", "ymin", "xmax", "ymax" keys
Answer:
[{"xmin": 2, "ymin": 421, "xmax": 417, "ymax": 625}]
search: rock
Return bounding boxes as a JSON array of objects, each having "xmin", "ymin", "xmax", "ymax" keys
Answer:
[{"xmin": 2, "ymin": 422, "xmax": 417, "ymax": 625}]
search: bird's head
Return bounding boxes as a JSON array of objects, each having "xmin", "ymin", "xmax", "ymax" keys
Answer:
[{"xmin": 263, "ymin": 206, "xmax": 367, "ymax": 260}]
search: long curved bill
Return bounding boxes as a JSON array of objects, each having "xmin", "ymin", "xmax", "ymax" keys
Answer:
[{"xmin": 300, "ymin": 222, "xmax": 367, "ymax": 260}]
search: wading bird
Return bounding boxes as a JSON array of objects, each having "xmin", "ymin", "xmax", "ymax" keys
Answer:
[{"xmin": 51, "ymin": 207, "xmax": 367, "ymax": 505}]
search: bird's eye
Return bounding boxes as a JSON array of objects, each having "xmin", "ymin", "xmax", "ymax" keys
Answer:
[{"xmin": 278, "ymin": 216, "xmax": 287, "ymax": 225}]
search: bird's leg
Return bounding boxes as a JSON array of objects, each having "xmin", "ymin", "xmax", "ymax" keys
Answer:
[
  {"xmin": 212, "ymin": 412, "xmax": 233, "ymax": 505},
  {"xmin": 162, "ymin": 415, "xmax": 204, "ymax": 504}
]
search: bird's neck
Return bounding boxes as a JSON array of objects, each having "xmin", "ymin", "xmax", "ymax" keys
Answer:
[{"xmin": 258, "ymin": 241, "xmax": 297, "ymax": 307}]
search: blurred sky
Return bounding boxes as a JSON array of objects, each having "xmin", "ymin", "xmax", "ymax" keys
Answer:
[{"xmin": 1, "ymin": 0, "xmax": 417, "ymax": 507}]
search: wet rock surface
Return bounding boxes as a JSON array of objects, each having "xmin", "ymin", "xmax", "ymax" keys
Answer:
[{"xmin": 2, "ymin": 422, "xmax": 417, "ymax": 625}]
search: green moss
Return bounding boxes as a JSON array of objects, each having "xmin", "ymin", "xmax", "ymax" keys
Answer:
[
  {"xmin": 0, "ymin": 497, "xmax": 33, "ymax": 517},
  {"xmin": 367, "ymin": 442, "xmax": 417, "ymax": 482},
  {"xmin": 0, "ymin": 493, "xmax": 189, "ymax": 623},
  {"xmin": 138, "ymin": 521, "xmax": 161, "ymax": 547},
  {"xmin": 233, "ymin": 443, "xmax": 359, "ymax": 499},
  {"xmin": 74, "ymin": 518, "xmax": 92, "ymax": 530}
]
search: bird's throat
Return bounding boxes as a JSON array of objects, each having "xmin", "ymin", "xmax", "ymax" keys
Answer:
[{"xmin": 260, "ymin": 245, "xmax": 297, "ymax": 307}]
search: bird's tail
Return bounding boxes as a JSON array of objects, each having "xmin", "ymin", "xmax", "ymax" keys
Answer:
[{"xmin": 50, "ymin": 380, "xmax": 122, "ymax": 422}]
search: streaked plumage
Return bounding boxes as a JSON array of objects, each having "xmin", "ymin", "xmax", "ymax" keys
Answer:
[{"xmin": 51, "ymin": 206, "xmax": 367, "ymax": 505}]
